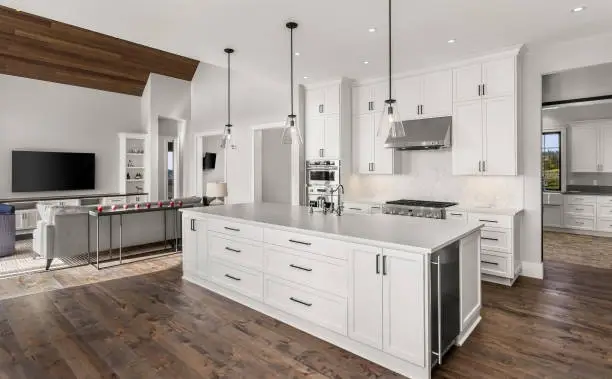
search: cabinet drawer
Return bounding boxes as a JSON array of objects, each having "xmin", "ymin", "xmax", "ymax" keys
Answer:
[
  {"xmin": 596, "ymin": 218, "xmax": 612, "ymax": 232},
  {"xmin": 208, "ymin": 219, "xmax": 263, "ymax": 242},
  {"xmin": 480, "ymin": 229, "xmax": 510, "ymax": 253},
  {"xmin": 264, "ymin": 276, "xmax": 347, "ymax": 335},
  {"xmin": 209, "ymin": 258, "xmax": 263, "ymax": 300},
  {"xmin": 565, "ymin": 195, "xmax": 596, "ymax": 205},
  {"xmin": 597, "ymin": 196, "xmax": 612, "ymax": 206},
  {"xmin": 480, "ymin": 251, "xmax": 511, "ymax": 278},
  {"xmin": 264, "ymin": 246, "xmax": 347, "ymax": 297},
  {"xmin": 565, "ymin": 204, "xmax": 594, "ymax": 216},
  {"xmin": 597, "ymin": 205, "xmax": 612, "ymax": 219},
  {"xmin": 563, "ymin": 215, "xmax": 594, "ymax": 230},
  {"xmin": 263, "ymin": 229, "xmax": 349, "ymax": 260},
  {"xmin": 209, "ymin": 232, "xmax": 263, "ymax": 270},
  {"xmin": 447, "ymin": 211, "xmax": 467, "ymax": 223},
  {"xmin": 468, "ymin": 213, "xmax": 512, "ymax": 228}
]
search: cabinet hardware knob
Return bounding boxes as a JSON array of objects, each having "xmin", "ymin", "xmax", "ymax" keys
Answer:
[
  {"xmin": 478, "ymin": 84, "xmax": 482, "ymax": 97},
  {"xmin": 481, "ymin": 260, "xmax": 499, "ymax": 266},
  {"xmin": 450, "ymin": 213, "xmax": 463, "ymax": 216},
  {"xmin": 479, "ymin": 219, "xmax": 499, "ymax": 223},
  {"xmin": 290, "ymin": 297, "xmax": 312, "ymax": 307},
  {"xmin": 225, "ymin": 247, "xmax": 241, "ymax": 253},
  {"xmin": 289, "ymin": 264, "xmax": 312, "ymax": 272},
  {"xmin": 481, "ymin": 237, "xmax": 499, "ymax": 241},
  {"xmin": 224, "ymin": 227, "xmax": 240, "ymax": 232},
  {"xmin": 224, "ymin": 274, "xmax": 241, "ymax": 281},
  {"xmin": 382, "ymin": 255, "xmax": 388, "ymax": 275},
  {"xmin": 376, "ymin": 253, "xmax": 381, "ymax": 274}
]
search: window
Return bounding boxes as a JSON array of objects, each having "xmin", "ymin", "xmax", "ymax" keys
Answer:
[{"xmin": 542, "ymin": 132, "xmax": 561, "ymax": 192}]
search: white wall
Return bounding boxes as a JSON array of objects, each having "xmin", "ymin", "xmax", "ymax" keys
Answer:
[
  {"xmin": 346, "ymin": 151, "xmax": 525, "ymax": 208},
  {"xmin": 0, "ymin": 74, "xmax": 142, "ymax": 199},
  {"xmin": 201, "ymin": 135, "xmax": 225, "ymax": 194},
  {"xmin": 543, "ymin": 62, "xmax": 612, "ymax": 103},
  {"xmin": 142, "ymin": 74, "xmax": 191, "ymax": 201},
  {"xmin": 188, "ymin": 62, "xmax": 288, "ymax": 203},
  {"xmin": 522, "ymin": 31, "xmax": 612, "ymax": 277}
]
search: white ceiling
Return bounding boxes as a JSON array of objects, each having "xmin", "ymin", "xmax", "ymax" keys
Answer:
[{"xmin": 4, "ymin": 0, "xmax": 612, "ymax": 84}]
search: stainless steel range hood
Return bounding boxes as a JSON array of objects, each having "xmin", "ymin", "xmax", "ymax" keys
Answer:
[{"xmin": 384, "ymin": 116, "xmax": 452, "ymax": 150}]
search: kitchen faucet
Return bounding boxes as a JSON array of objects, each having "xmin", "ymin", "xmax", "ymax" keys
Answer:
[{"xmin": 331, "ymin": 184, "xmax": 345, "ymax": 216}]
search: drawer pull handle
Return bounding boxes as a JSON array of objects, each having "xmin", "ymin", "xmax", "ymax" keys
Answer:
[
  {"xmin": 450, "ymin": 213, "xmax": 464, "ymax": 216},
  {"xmin": 224, "ymin": 227, "xmax": 241, "ymax": 232},
  {"xmin": 348, "ymin": 207, "xmax": 363, "ymax": 211},
  {"xmin": 481, "ymin": 260, "xmax": 499, "ymax": 266},
  {"xmin": 225, "ymin": 247, "xmax": 241, "ymax": 253},
  {"xmin": 574, "ymin": 208, "xmax": 584, "ymax": 211},
  {"xmin": 481, "ymin": 237, "xmax": 499, "ymax": 241},
  {"xmin": 479, "ymin": 219, "xmax": 499, "ymax": 223},
  {"xmin": 289, "ymin": 239, "xmax": 312, "ymax": 246},
  {"xmin": 289, "ymin": 264, "xmax": 312, "ymax": 272},
  {"xmin": 290, "ymin": 297, "xmax": 312, "ymax": 307},
  {"xmin": 224, "ymin": 274, "xmax": 241, "ymax": 281}
]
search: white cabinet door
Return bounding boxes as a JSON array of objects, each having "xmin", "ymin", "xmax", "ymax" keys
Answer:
[
  {"xmin": 571, "ymin": 126, "xmax": 599, "ymax": 172},
  {"xmin": 353, "ymin": 85, "xmax": 373, "ymax": 115},
  {"xmin": 355, "ymin": 114, "xmax": 374, "ymax": 174},
  {"xmin": 459, "ymin": 232, "xmax": 481, "ymax": 332},
  {"xmin": 599, "ymin": 125, "xmax": 612, "ymax": 172},
  {"xmin": 543, "ymin": 205, "xmax": 563, "ymax": 228},
  {"xmin": 306, "ymin": 117, "xmax": 325, "ymax": 159},
  {"xmin": 452, "ymin": 100, "xmax": 483, "ymax": 176},
  {"xmin": 394, "ymin": 76, "xmax": 421, "ymax": 120},
  {"xmin": 453, "ymin": 64, "xmax": 482, "ymax": 103},
  {"xmin": 373, "ymin": 112, "xmax": 395, "ymax": 175},
  {"xmin": 195, "ymin": 219, "xmax": 208, "ymax": 277},
  {"xmin": 482, "ymin": 57, "xmax": 515, "ymax": 99},
  {"xmin": 182, "ymin": 215, "xmax": 198, "ymax": 276},
  {"xmin": 348, "ymin": 245, "xmax": 383, "ymax": 349},
  {"xmin": 324, "ymin": 85, "xmax": 340, "ymax": 115},
  {"xmin": 323, "ymin": 115, "xmax": 340, "ymax": 159},
  {"xmin": 382, "ymin": 250, "xmax": 425, "ymax": 367},
  {"xmin": 483, "ymin": 96, "xmax": 516, "ymax": 175},
  {"xmin": 422, "ymin": 70, "xmax": 452, "ymax": 118},
  {"xmin": 372, "ymin": 81, "xmax": 390, "ymax": 114},
  {"xmin": 306, "ymin": 89, "xmax": 325, "ymax": 118}
]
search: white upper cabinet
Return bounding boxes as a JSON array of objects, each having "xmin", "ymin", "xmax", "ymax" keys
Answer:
[
  {"xmin": 452, "ymin": 52, "xmax": 519, "ymax": 176},
  {"xmin": 570, "ymin": 122, "xmax": 612, "ymax": 173},
  {"xmin": 395, "ymin": 70, "xmax": 452, "ymax": 120},
  {"xmin": 305, "ymin": 81, "xmax": 351, "ymax": 161},
  {"xmin": 354, "ymin": 85, "xmax": 373, "ymax": 115},
  {"xmin": 452, "ymin": 100, "xmax": 483, "ymax": 176},
  {"xmin": 355, "ymin": 113, "xmax": 374, "ymax": 174},
  {"xmin": 421, "ymin": 70, "xmax": 453, "ymax": 118},
  {"xmin": 372, "ymin": 81, "xmax": 390, "ymax": 114},
  {"xmin": 483, "ymin": 96, "xmax": 517, "ymax": 175}
]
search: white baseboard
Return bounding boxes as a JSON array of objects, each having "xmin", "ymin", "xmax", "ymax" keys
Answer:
[{"xmin": 521, "ymin": 261, "xmax": 543, "ymax": 279}]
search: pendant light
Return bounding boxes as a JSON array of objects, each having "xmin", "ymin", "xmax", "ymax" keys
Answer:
[
  {"xmin": 376, "ymin": 0, "xmax": 405, "ymax": 139},
  {"xmin": 281, "ymin": 22, "xmax": 303, "ymax": 145},
  {"xmin": 220, "ymin": 48, "xmax": 234, "ymax": 149}
]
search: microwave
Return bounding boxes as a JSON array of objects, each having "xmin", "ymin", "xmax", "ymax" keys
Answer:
[{"xmin": 306, "ymin": 160, "xmax": 340, "ymax": 185}]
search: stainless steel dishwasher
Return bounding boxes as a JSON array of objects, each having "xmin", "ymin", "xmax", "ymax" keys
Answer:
[{"xmin": 430, "ymin": 240, "xmax": 461, "ymax": 368}]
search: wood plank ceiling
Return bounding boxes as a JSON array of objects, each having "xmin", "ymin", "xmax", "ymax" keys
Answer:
[{"xmin": 0, "ymin": 6, "xmax": 200, "ymax": 96}]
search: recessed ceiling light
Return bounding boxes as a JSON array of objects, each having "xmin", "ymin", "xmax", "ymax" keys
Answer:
[
  {"xmin": 295, "ymin": 52, "xmax": 300, "ymax": 56},
  {"xmin": 303, "ymin": 76, "xmax": 309, "ymax": 79},
  {"xmin": 363, "ymin": 61, "xmax": 369, "ymax": 65},
  {"xmin": 368, "ymin": 28, "xmax": 377, "ymax": 33},
  {"xmin": 447, "ymin": 39, "xmax": 457, "ymax": 44},
  {"xmin": 571, "ymin": 6, "xmax": 586, "ymax": 12}
]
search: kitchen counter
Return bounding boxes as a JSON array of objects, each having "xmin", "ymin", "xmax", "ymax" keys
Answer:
[
  {"xmin": 182, "ymin": 203, "xmax": 483, "ymax": 254},
  {"xmin": 561, "ymin": 185, "xmax": 612, "ymax": 196},
  {"xmin": 448, "ymin": 204, "xmax": 524, "ymax": 216}
]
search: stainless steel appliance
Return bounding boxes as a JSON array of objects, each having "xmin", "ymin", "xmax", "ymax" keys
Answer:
[
  {"xmin": 382, "ymin": 199, "xmax": 458, "ymax": 219},
  {"xmin": 430, "ymin": 241, "xmax": 460, "ymax": 367},
  {"xmin": 306, "ymin": 160, "xmax": 341, "ymax": 212},
  {"xmin": 306, "ymin": 160, "xmax": 340, "ymax": 186},
  {"xmin": 384, "ymin": 116, "xmax": 452, "ymax": 150}
]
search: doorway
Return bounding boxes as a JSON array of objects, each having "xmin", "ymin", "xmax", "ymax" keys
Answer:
[
  {"xmin": 253, "ymin": 126, "xmax": 292, "ymax": 204},
  {"xmin": 541, "ymin": 62, "xmax": 612, "ymax": 271},
  {"xmin": 158, "ymin": 116, "xmax": 182, "ymax": 201}
]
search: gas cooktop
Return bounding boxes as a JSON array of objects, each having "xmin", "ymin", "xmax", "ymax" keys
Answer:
[{"xmin": 383, "ymin": 199, "xmax": 458, "ymax": 219}]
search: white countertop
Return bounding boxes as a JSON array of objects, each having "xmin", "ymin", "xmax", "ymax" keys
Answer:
[
  {"xmin": 182, "ymin": 203, "xmax": 483, "ymax": 253},
  {"xmin": 448, "ymin": 204, "xmax": 524, "ymax": 216}
]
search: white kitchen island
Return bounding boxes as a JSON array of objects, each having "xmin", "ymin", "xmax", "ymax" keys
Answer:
[{"xmin": 181, "ymin": 203, "xmax": 483, "ymax": 379}]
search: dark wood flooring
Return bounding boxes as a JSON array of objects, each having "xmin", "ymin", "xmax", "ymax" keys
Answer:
[{"xmin": 0, "ymin": 259, "xmax": 610, "ymax": 378}]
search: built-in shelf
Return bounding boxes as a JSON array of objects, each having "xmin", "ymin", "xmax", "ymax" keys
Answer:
[
  {"xmin": 119, "ymin": 133, "xmax": 148, "ymax": 196},
  {"xmin": 126, "ymin": 166, "xmax": 145, "ymax": 169},
  {"xmin": 126, "ymin": 179, "xmax": 144, "ymax": 182},
  {"xmin": 126, "ymin": 153, "xmax": 145, "ymax": 156}
]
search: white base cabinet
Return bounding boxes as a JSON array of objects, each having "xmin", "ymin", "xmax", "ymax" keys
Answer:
[{"xmin": 181, "ymin": 212, "xmax": 482, "ymax": 379}]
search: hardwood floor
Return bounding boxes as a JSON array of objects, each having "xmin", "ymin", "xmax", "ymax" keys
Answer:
[
  {"xmin": 0, "ymin": 258, "xmax": 610, "ymax": 378},
  {"xmin": 544, "ymin": 231, "xmax": 612, "ymax": 269}
]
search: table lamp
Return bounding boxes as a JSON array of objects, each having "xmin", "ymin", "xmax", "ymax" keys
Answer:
[{"xmin": 206, "ymin": 182, "xmax": 227, "ymax": 206}]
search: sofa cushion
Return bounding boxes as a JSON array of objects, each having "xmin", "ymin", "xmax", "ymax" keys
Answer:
[{"xmin": 37, "ymin": 202, "xmax": 89, "ymax": 224}]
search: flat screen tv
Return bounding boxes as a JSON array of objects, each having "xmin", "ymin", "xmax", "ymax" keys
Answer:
[
  {"xmin": 203, "ymin": 152, "xmax": 217, "ymax": 170},
  {"xmin": 12, "ymin": 151, "xmax": 96, "ymax": 192}
]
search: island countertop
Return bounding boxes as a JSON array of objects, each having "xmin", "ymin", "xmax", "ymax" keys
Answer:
[{"xmin": 181, "ymin": 203, "xmax": 483, "ymax": 253}]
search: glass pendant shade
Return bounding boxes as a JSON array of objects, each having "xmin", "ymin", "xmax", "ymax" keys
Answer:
[
  {"xmin": 220, "ymin": 124, "xmax": 231, "ymax": 149},
  {"xmin": 376, "ymin": 101, "xmax": 405, "ymax": 138},
  {"xmin": 281, "ymin": 115, "xmax": 302, "ymax": 145}
]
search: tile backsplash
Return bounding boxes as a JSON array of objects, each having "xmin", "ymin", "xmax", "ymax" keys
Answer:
[{"xmin": 345, "ymin": 150, "xmax": 524, "ymax": 208}]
